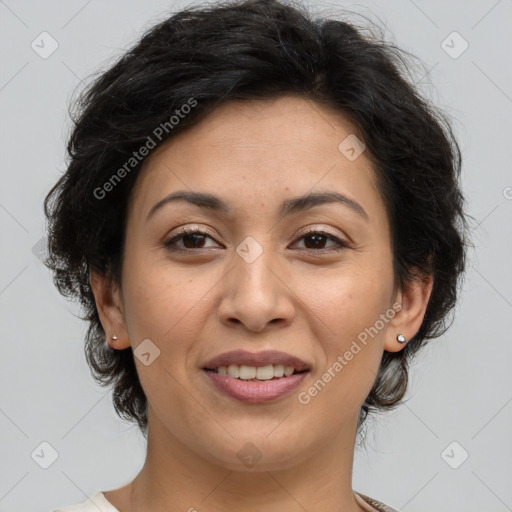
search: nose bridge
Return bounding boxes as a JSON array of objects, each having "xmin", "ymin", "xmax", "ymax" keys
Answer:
[
  {"xmin": 232, "ymin": 235, "xmax": 280, "ymax": 303},
  {"xmin": 217, "ymin": 234, "xmax": 294, "ymax": 331}
]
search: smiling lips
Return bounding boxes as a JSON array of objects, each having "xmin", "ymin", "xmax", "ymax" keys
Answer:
[{"xmin": 202, "ymin": 350, "xmax": 311, "ymax": 403}]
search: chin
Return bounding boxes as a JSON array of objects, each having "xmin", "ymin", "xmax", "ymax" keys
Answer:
[{"xmin": 197, "ymin": 427, "xmax": 316, "ymax": 472}]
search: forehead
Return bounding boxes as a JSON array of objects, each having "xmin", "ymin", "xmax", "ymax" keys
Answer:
[{"xmin": 127, "ymin": 95, "xmax": 384, "ymax": 223}]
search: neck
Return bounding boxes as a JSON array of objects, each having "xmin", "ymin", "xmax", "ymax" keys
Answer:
[{"xmin": 116, "ymin": 407, "xmax": 366, "ymax": 512}]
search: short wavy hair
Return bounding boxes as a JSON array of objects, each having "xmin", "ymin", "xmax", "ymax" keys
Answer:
[{"xmin": 43, "ymin": 0, "xmax": 471, "ymax": 439}]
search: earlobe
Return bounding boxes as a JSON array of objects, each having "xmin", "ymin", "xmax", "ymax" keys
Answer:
[
  {"xmin": 89, "ymin": 270, "xmax": 130, "ymax": 349},
  {"xmin": 384, "ymin": 273, "xmax": 434, "ymax": 353}
]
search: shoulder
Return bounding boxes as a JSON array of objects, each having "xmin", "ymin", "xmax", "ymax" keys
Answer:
[
  {"xmin": 355, "ymin": 491, "xmax": 399, "ymax": 512},
  {"xmin": 51, "ymin": 491, "xmax": 119, "ymax": 512}
]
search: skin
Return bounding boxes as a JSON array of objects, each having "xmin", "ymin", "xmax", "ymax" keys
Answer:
[{"xmin": 90, "ymin": 95, "xmax": 433, "ymax": 512}]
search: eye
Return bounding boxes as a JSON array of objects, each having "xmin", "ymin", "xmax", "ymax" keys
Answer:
[
  {"xmin": 163, "ymin": 227, "xmax": 348, "ymax": 253},
  {"xmin": 163, "ymin": 227, "xmax": 221, "ymax": 252},
  {"xmin": 291, "ymin": 229, "xmax": 348, "ymax": 252}
]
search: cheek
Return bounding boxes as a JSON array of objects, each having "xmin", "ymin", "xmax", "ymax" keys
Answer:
[
  {"xmin": 122, "ymin": 253, "xmax": 217, "ymax": 341},
  {"xmin": 297, "ymin": 281, "xmax": 387, "ymax": 420},
  {"xmin": 293, "ymin": 258, "xmax": 392, "ymax": 408},
  {"xmin": 295, "ymin": 260, "xmax": 393, "ymax": 343}
]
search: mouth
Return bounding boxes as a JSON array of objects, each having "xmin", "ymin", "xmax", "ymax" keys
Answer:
[
  {"xmin": 202, "ymin": 350, "xmax": 311, "ymax": 403},
  {"xmin": 203, "ymin": 364, "xmax": 308, "ymax": 381}
]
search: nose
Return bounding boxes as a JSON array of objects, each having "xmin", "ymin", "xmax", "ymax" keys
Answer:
[{"xmin": 217, "ymin": 247, "xmax": 295, "ymax": 333}]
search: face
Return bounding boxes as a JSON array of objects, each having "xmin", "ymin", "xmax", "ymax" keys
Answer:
[{"xmin": 93, "ymin": 95, "xmax": 430, "ymax": 471}]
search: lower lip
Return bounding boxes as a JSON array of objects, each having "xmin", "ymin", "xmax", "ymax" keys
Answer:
[{"xmin": 203, "ymin": 370, "xmax": 309, "ymax": 403}]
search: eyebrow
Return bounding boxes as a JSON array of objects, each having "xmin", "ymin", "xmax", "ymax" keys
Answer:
[{"xmin": 146, "ymin": 190, "xmax": 369, "ymax": 222}]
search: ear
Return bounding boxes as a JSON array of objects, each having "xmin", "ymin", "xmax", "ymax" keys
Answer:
[
  {"xmin": 89, "ymin": 269, "xmax": 130, "ymax": 350},
  {"xmin": 384, "ymin": 273, "xmax": 434, "ymax": 353}
]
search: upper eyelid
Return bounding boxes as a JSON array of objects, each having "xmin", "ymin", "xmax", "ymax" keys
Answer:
[
  {"xmin": 166, "ymin": 224, "xmax": 344, "ymax": 239},
  {"xmin": 166, "ymin": 225, "xmax": 217, "ymax": 240},
  {"xmin": 294, "ymin": 225, "xmax": 344, "ymax": 239}
]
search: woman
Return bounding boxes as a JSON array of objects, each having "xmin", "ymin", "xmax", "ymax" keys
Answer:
[{"xmin": 45, "ymin": 0, "xmax": 469, "ymax": 510}]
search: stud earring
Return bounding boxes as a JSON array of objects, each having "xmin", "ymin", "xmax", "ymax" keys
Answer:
[
  {"xmin": 111, "ymin": 334, "xmax": 118, "ymax": 341},
  {"xmin": 396, "ymin": 334, "xmax": 406, "ymax": 344}
]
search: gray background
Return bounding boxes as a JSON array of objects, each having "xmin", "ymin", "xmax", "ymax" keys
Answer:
[{"xmin": 1, "ymin": 0, "xmax": 511, "ymax": 511}]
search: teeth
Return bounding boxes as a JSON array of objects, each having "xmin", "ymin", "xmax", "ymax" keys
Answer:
[
  {"xmin": 239, "ymin": 365, "xmax": 256, "ymax": 379},
  {"xmin": 227, "ymin": 364, "xmax": 239, "ymax": 378},
  {"xmin": 256, "ymin": 365, "xmax": 273, "ymax": 380},
  {"xmin": 273, "ymin": 364, "xmax": 285, "ymax": 377},
  {"xmin": 215, "ymin": 364, "xmax": 297, "ymax": 380}
]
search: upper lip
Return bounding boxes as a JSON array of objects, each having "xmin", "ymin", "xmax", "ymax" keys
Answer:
[{"xmin": 203, "ymin": 350, "xmax": 310, "ymax": 372}]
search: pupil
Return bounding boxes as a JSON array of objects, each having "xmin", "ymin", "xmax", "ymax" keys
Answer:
[
  {"xmin": 181, "ymin": 233, "xmax": 327, "ymax": 249},
  {"xmin": 183, "ymin": 233, "xmax": 206, "ymax": 248},
  {"xmin": 305, "ymin": 234, "xmax": 326, "ymax": 249}
]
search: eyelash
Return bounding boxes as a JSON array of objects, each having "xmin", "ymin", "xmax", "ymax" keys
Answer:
[{"xmin": 163, "ymin": 227, "xmax": 349, "ymax": 253}]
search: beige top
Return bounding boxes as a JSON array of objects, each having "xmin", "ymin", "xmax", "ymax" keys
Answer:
[{"xmin": 53, "ymin": 489, "xmax": 398, "ymax": 512}]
